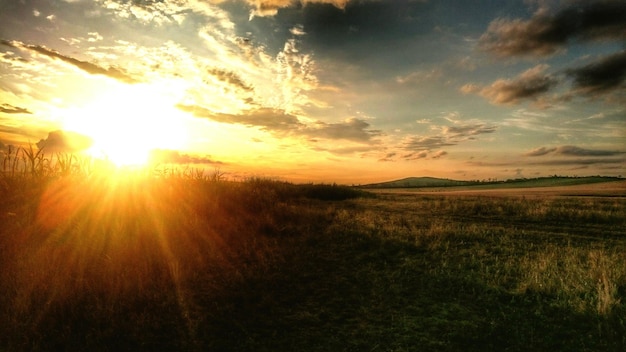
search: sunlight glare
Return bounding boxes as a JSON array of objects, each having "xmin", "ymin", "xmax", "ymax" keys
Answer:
[{"xmin": 63, "ymin": 82, "xmax": 188, "ymax": 167}]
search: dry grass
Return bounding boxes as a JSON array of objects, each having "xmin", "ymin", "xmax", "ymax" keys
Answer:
[{"xmin": 1, "ymin": 150, "xmax": 625, "ymax": 351}]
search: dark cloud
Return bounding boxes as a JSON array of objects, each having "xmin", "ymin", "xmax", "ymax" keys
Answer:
[
  {"xmin": 556, "ymin": 145, "xmax": 624, "ymax": 157},
  {"xmin": 473, "ymin": 64, "xmax": 558, "ymax": 105},
  {"xmin": 298, "ymin": 0, "xmax": 430, "ymax": 44},
  {"xmin": 566, "ymin": 50, "xmax": 626, "ymax": 96},
  {"xmin": 149, "ymin": 149, "xmax": 222, "ymax": 165},
  {"xmin": 530, "ymin": 158, "xmax": 625, "ymax": 166},
  {"xmin": 0, "ymin": 103, "xmax": 32, "ymax": 114},
  {"xmin": 524, "ymin": 146, "xmax": 557, "ymax": 156},
  {"xmin": 178, "ymin": 104, "xmax": 381, "ymax": 143},
  {"xmin": 0, "ymin": 39, "xmax": 18, "ymax": 49},
  {"xmin": 176, "ymin": 104, "xmax": 303, "ymax": 132},
  {"xmin": 14, "ymin": 41, "xmax": 138, "ymax": 84},
  {"xmin": 247, "ymin": 0, "xmax": 350, "ymax": 18},
  {"xmin": 207, "ymin": 68, "xmax": 253, "ymax": 92},
  {"xmin": 524, "ymin": 145, "xmax": 624, "ymax": 157},
  {"xmin": 479, "ymin": 1, "xmax": 626, "ymax": 57},
  {"xmin": 36, "ymin": 130, "xmax": 93, "ymax": 153}
]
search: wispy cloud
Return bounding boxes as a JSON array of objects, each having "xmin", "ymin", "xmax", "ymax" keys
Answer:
[
  {"xmin": 399, "ymin": 115, "xmax": 497, "ymax": 161},
  {"xmin": 479, "ymin": 1, "xmax": 626, "ymax": 58},
  {"xmin": 442, "ymin": 124, "xmax": 497, "ymax": 138},
  {"xmin": 3, "ymin": 40, "xmax": 138, "ymax": 84}
]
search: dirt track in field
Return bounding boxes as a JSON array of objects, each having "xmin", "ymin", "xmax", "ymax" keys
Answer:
[{"xmin": 370, "ymin": 180, "xmax": 626, "ymax": 198}]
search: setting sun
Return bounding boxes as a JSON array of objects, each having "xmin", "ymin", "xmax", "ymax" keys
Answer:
[{"xmin": 62, "ymin": 83, "xmax": 189, "ymax": 166}]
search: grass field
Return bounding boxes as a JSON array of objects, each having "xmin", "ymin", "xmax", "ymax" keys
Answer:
[{"xmin": 1, "ymin": 167, "xmax": 625, "ymax": 351}]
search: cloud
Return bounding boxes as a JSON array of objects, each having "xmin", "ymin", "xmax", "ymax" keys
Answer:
[
  {"xmin": 556, "ymin": 145, "xmax": 624, "ymax": 157},
  {"xmin": 36, "ymin": 130, "xmax": 93, "ymax": 153},
  {"xmin": 26, "ymin": 44, "xmax": 138, "ymax": 83},
  {"xmin": 177, "ymin": 104, "xmax": 304, "ymax": 131},
  {"xmin": 179, "ymin": 103, "xmax": 382, "ymax": 143},
  {"xmin": 403, "ymin": 136, "xmax": 455, "ymax": 151},
  {"xmin": 396, "ymin": 69, "xmax": 443, "ymax": 85},
  {"xmin": 0, "ymin": 39, "xmax": 18, "ymax": 49},
  {"xmin": 398, "ymin": 149, "xmax": 447, "ymax": 161},
  {"xmin": 479, "ymin": 1, "xmax": 626, "ymax": 58},
  {"xmin": 431, "ymin": 150, "xmax": 448, "ymax": 159},
  {"xmin": 404, "ymin": 150, "xmax": 429, "ymax": 160},
  {"xmin": 565, "ymin": 50, "xmax": 626, "ymax": 96},
  {"xmin": 96, "ymin": 0, "xmax": 195, "ymax": 26},
  {"xmin": 246, "ymin": 0, "xmax": 350, "ymax": 18},
  {"xmin": 442, "ymin": 124, "xmax": 497, "ymax": 138},
  {"xmin": 530, "ymin": 158, "xmax": 625, "ymax": 166},
  {"xmin": 149, "ymin": 149, "xmax": 223, "ymax": 165},
  {"xmin": 470, "ymin": 64, "xmax": 558, "ymax": 105},
  {"xmin": 378, "ymin": 152, "xmax": 397, "ymax": 162},
  {"xmin": 4, "ymin": 40, "xmax": 138, "ymax": 84},
  {"xmin": 0, "ymin": 103, "xmax": 32, "ymax": 114},
  {"xmin": 207, "ymin": 67, "xmax": 254, "ymax": 92},
  {"xmin": 401, "ymin": 118, "xmax": 497, "ymax": 160},
  {"xmin": 524, "ymin": 145, "xmax": 624, "ymax": 157},
  {"xmin": 308, "ymin": 118, "xmax": 381, "ymax": 142},
  {"xmin": 524, "ymin": 146, "xmax": 557, "ymax": 156}
]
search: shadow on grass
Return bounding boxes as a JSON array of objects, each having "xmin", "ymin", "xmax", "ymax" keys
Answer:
[{"xmin": 193, "ymin": 228, "xmax": 625, "ymax": 352}]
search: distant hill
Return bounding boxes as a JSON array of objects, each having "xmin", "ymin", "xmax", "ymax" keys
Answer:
[
  {"xmin": 361, "ymin": 177, "xmax": 471, "ymax": 188},
  {"xmin": 360, "ymin": 176, "xmax": 623, "ymax": 189}
]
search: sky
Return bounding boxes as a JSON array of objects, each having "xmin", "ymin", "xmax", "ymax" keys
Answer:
[{"xmin": 0, "ymin": 0, "xmax": 625, "ymax": 183}]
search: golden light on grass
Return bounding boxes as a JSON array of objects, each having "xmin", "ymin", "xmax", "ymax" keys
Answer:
[{"xmin": 62, "ymin": 83, "xmax": 189, "ymax": 167}]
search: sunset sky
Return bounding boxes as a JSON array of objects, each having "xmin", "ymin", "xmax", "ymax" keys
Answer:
[{"xmin": 1, "ymin": 0, "xmax": 624, "ymax": 183}]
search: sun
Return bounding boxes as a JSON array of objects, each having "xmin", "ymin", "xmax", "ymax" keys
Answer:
[{"xmin": 62, "ymin": 83, "xmax": 189, "ymax": 167}]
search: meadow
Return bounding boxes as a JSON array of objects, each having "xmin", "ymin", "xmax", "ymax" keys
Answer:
[{"xmin": 1, "ymin": 149, "xmax": 625, "ymax": 351}]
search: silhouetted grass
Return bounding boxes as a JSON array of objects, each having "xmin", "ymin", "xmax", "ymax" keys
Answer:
[{"xmin": 1, "ymin": 153, "xmax": 625, "ymax": 351}]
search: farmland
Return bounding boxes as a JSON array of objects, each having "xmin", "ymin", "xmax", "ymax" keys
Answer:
[{"xmin": 1, "ymin": 171, "xmax": 625, "ymax": 351}]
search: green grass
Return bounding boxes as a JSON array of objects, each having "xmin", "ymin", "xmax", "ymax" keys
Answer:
[{"xmin": 1, "ymin": 163, "xmax": 625, "ymax": 351}]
